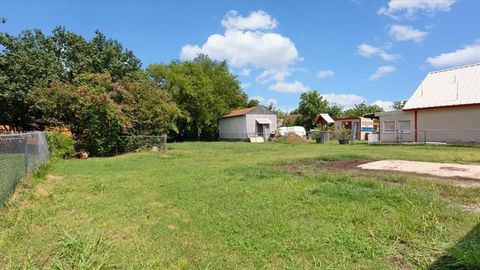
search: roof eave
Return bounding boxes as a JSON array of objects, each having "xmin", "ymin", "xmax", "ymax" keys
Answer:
[{"xmin": 403, "ymin": 103, "xmax": 480, "ymax": 111}]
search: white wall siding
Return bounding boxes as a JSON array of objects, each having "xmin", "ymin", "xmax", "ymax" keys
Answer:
[
  {"xmin": 378, "ymin": 111, "xmax": 415, "ymax": 142},
  {"xmin": 417, "ymin": 106, "xmax": 480, "ymax": 142},
  {"xmin": 246, "ymin": 114, "xmax": 278, "ymax": 136},
  {"xmin": 219, "ymin": 116, "xmax": 247, "ymax": 140},
  {"xmin": 378, "ymin": 106, "xmax": 480, "ymax": 143}
]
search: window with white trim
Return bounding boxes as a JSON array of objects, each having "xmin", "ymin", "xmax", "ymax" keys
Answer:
[
  {"xmin": 398, "ymin": 120, "xmax": 411, "ymax": 133},
  {"xmin": 383, "ymin": 121, "xmax": 395, "ymax": 133}
]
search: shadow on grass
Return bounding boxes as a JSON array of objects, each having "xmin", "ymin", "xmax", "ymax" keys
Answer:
[{"xmin": 430, "ymin": 222, "xmax": 480, "ymax": 269}]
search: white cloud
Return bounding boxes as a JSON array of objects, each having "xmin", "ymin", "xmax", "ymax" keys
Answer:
[
  {"xmin": 372, "ymin": 100, "xmax": 394, "ymax": 111},
  {"xmin": 357, "ymin": 43, "xmax": 399, "ymax": 61},
  {"xmin": 378, "ymin": 0, "xmax": 457, "ymax": 19},
  {"xmin": 180, "ymin": 11, "xmax": 298, "ymax": 69},
  {"xmin": 240, "ymin": 82, "xmax": 251, "ymax": 89},
  {"xmin": 426, "ymin": 41, "xmax": 480, "ymax": 68},
  {"xmin": 250, "ymin": 95, "xmax": 265, "ymax": 102},
  {"xmin": 269, "ymin": 81, "xmax": 310, "ymax": 93},
  {"xmin": 267, "ymin": 98, "xmax": 278, "ymax": 106},
  {"xmin": 221, "ymin": 10, "xmax": 278, "ymax": 30},
  {"xmin": 180, "ymin": 45, "xmax": 202, "ymax": 60},
  {"xmin": 317, "ymin": 70, "xmax": 335, "ymax": 79},
  {"xmin": 388, "ymin": 25, "xmax": 428, "ymax": 42},
  {"xmin": 321, "ymin": 93, "xmax": 365, "ymax": 108},
  {"xmin": 181, "ymin": 10, "xmax": 311, "ymax": 96},
  {"xmin": 256, "ymin": 68, "xmax": 291, "ymax": 84},
  {"xmin": 368, "ymin": 66, "xmax": 396, "ymax": 81},
  {"xmin": 319, "ymin": 93, "xmax": 394, "ymax": 110},
  {"xmin": 239, "ymin": 68, "xmax": 251, "ymax": 76}
]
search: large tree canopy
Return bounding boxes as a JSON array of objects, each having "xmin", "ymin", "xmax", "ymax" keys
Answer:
[
  {"xmin": 30, "ymin": 73, "xmax": 180, "ymax": 156},
  {"xmin": 391, "ymin": 100, "xmax": 407, "ymax": 110},
  {"xmin": 294, "ymin": 90, "xmax": 343, "ymax": 131},
  {"xmin": 0, "ymin": 27, "xmax": 141, "ymax": 131},
  {"xmin": 147, "ymin": 55, "xmax": 248, "ymax": 140},
  {"xmin": 343, "ymin": 102, "xmax": 384, "ymax": 118}
]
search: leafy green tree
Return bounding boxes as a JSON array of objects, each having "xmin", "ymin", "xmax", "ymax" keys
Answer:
[
  {"xmin": 327, "ymin": 104, "xmax": 344, "ymax": 119},
  {"xmin": 295, "ymin": 91, "xmax": 330, "ymax": 131},
  {"xmin": 0, "ymin": 29, "xmax": 60, "ymax": 131},
  {"xmin": 122, "ymin": 78, "xmax": 180, "ymax": 136},
  {"xmin": 391, "ymin": 100, "xmax": 407, "ymax": 110},
  {"xmin": 343, "ymin": 102, "xmax": 383, "ymax": 118},
  {"xmin": 147, "ymin": 55, "xmax": 248, "ymax": 140},
  {"xmin": 0, "ymin": 27, "xmax": 141, "ymax": 131},
  {"xmin": 51, "ymin": 27, "xmax": 141, "ymax": 82},
  {"xmin": 30, "ymin": 73, "xmax": 180, "ymax": 156},
  {"xmin": 247, "ymin": 99, "xmax": 261, "ymax": 107},
  {"xmin": 30, "ymin": 74, "xmax": 128, "ymax": 156}
]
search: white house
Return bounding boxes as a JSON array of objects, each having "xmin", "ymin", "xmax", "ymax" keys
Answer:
[
  {"xmin": 376, "ymin": 63, "xmax": 480, "ymax": 143},
  {"xmin": 219, "ymin": 106, "xmax": 277, "ymax": 141}
]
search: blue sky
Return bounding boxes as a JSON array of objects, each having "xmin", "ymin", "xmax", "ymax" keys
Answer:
[{"xmin": 1, "ymin": 0, "xmax": 479, "ymax": 112}]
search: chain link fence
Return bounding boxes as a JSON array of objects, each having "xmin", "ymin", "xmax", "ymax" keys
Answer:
[
  {"xmin": 116, "ymin": 135, "xmax": 167, "ymax": 155},
  {"xmin": 372, "ymin": 129, "xmax": 480, "ymax": 145},
  {"xmin": 0, "ymin": 132, "xmax": 49, "ymax": 205}
]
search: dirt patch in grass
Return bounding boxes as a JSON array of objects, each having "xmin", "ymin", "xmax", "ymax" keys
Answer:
[
  {"xmin": 36, "ymin": 186, "xmax": 51, "ymax": 197},
  {"xmin": 389, "ymin": 256, "xmax": 412, "ymax": 270},
  {"xmin": 278, "ymin": 159, "xmax": 374, "ymax": 173},
  {"xmin": 459, "ymin": 203, "xmax": 480, "ymax": 213},
  {"xmin": 440, "ymin": 166, "xmax": 468, "ymax": 172},
  {"xmin": 277, "ymin": 159, "xmax": 480, "ymax": 187},
  {"xmin": 46, "ymin": 174, "xmax": 64, "ymax": 181}
]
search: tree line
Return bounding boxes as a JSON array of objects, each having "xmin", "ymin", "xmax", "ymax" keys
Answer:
[
  {"xmin": 1, "ymin": 27, "xmax": 405, "ymax": 155},
  {"xmin": 0, "ymin": 27, "xmax": 248, "ymax": 155}
]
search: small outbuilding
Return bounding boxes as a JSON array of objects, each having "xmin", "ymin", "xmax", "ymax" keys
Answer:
[
  {"xmin": 314, "ymin": 113, "xmax": 335, "ymax": 126},
  {"xmin": 219, "ymin": 106, "xmax": 277, "ymax": 141}
]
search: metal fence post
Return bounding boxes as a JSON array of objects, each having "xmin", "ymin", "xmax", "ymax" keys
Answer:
[
  {"xmin": 164, "ymin": 134, "xmax": 168, "ymax": 151},
  {"xmin": 24, "ymin": 134, "xmax": 29, "ymax": 175}
]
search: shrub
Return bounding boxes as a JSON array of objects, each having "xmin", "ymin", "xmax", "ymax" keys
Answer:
[
  {"xmin": 334, "ymin": 126, "xmax": 351, "ymax": 140},
  {"xmin": 46, "ymin": 131, "xmax": 76, "ymax": 159}
]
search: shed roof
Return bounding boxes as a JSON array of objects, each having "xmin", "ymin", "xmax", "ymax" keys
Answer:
[
  {"xmin": 315, "ymin": 113, "xmax": 335, "ymax": 124},
  {"xmin": 403, "ymin": 63, "xmax": 480, "ymax": 110},
  {"xmin": 220, "ymin": 106, "xmax": 275, "ymax": 119}
]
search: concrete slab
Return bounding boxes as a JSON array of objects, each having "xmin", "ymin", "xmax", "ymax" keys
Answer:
[{"xmin": 358, "ymin": 160, "xmax": 480, "ymax": 180}]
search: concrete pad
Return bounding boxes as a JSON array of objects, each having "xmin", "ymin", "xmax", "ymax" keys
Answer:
[{"xmin": 358, "ymin": 160, "xmax": 480, "ymax": 180}]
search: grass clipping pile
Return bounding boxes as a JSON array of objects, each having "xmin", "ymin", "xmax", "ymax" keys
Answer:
[{"xmin": 273, "ymin": 133, "xmax": 306, "ymax": 144}]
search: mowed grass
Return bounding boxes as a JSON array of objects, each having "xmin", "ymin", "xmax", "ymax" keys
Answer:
[{"xmin": 1, "ymin": 142, "xmax": 479, "ymax": 269}]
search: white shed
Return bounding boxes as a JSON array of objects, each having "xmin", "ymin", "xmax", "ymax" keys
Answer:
[{"xmin": 219, "ymin": 106, "xmax": 277, "ymax": 140}]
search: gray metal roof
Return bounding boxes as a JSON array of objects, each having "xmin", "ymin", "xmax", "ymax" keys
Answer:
[{"xmin": 403, "ymin": 63, "xmax": 480, "ymax": 110}]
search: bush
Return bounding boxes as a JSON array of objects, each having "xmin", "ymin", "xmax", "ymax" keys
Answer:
[
  {"xmin": 333, "ymin": 126, "xmax": 351, "ymax": 140},
  {"xmin": 46, "ymin": 131, "xmax": 76, "ymax": 158}
]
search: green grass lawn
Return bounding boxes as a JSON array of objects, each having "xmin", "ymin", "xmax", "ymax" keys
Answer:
[{"xmin": 1, "ymin": 142, "xmax": 479, "ymax": 269}]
